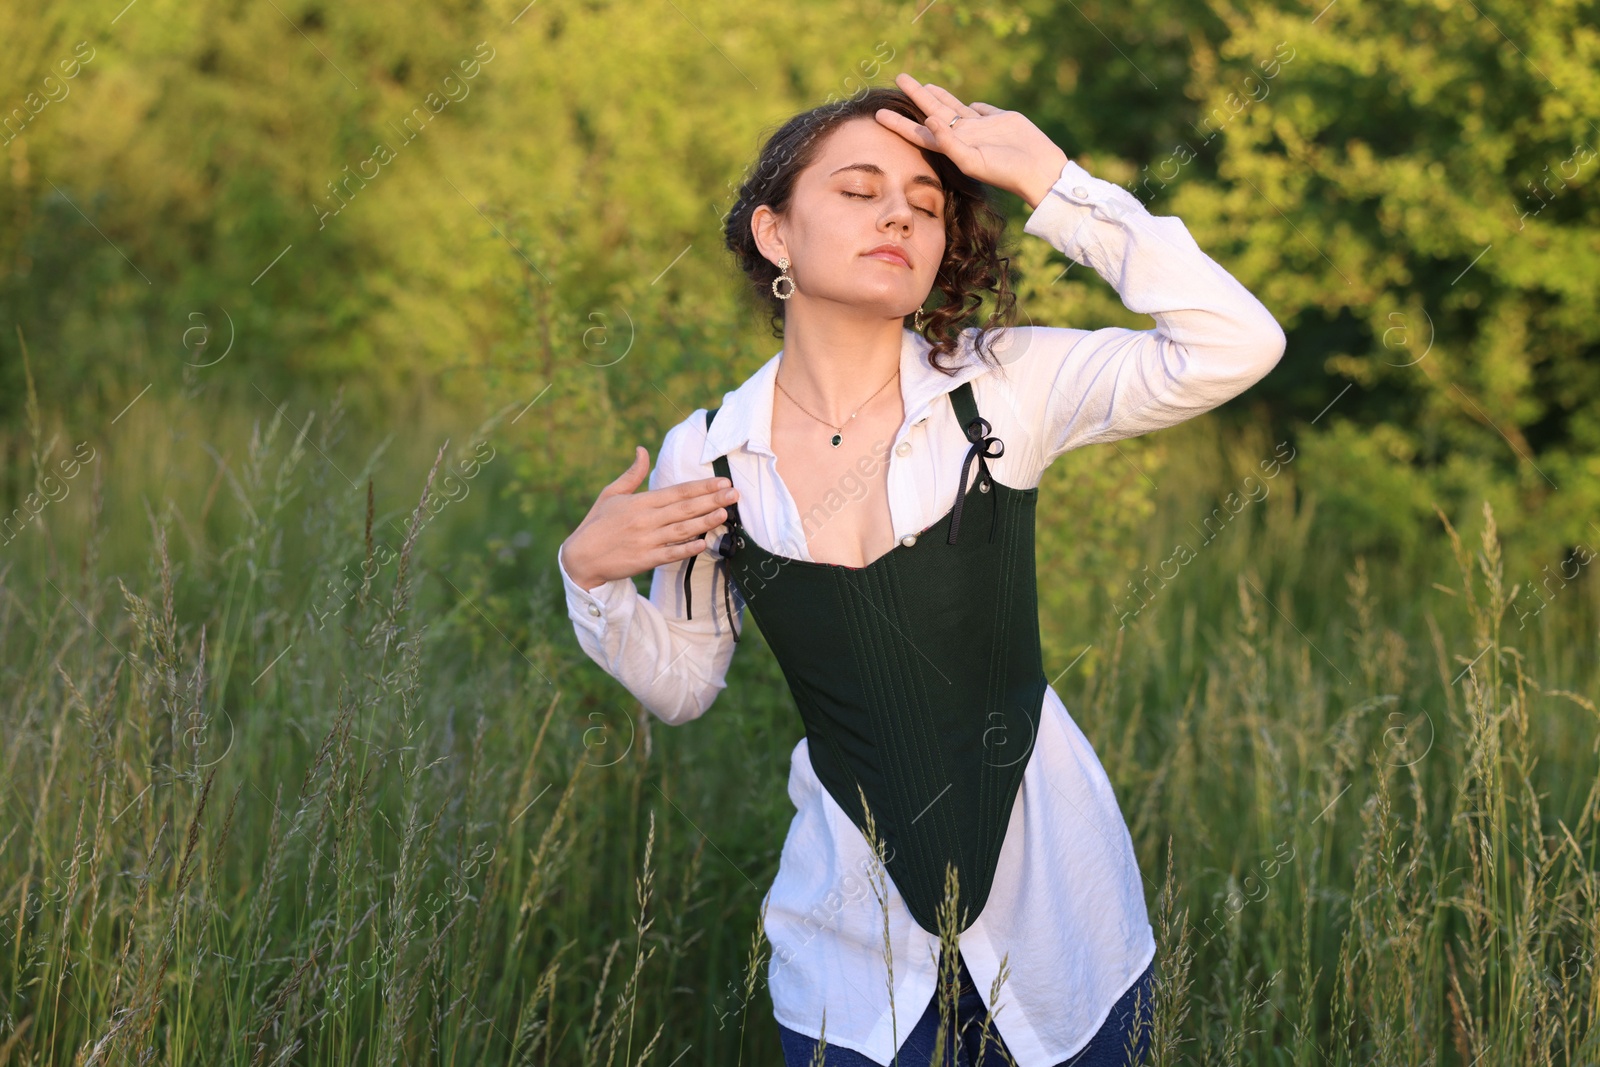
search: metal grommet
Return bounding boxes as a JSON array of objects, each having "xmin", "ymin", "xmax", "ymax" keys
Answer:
[
  {"xmin": 979, "ymin": 480, "xmax": 990, "ymax": 493},
  {"xmin": 736, "ymin": 535, "xmax": 745, "ymax": 548}
]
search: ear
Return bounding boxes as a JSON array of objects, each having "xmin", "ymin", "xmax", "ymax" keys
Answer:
[{"xmin": 750, "ymin": 204, "xmax": 788, "ymax": 269}]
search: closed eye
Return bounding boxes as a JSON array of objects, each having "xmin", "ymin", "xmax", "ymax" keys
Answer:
[{"xmin": 843, "ymin": 191, "xmax": 938, "ymax": 218}]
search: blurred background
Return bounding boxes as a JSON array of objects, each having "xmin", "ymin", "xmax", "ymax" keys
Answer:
[{"xmin": 1, "ymin": 0, "xmax": 1596, "ymax": 1062}]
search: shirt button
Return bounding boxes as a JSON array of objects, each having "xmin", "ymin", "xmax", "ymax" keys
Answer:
[
  {"xmin": 895, "ymin": 441, "xmax": 912, "ymax": 457},
  {"xmin": 586, "ymin": 603, "xmax": 601, "ymax": 617},
  {"xmin": 901, "ymin": 534, "xmax": 917, "ymax": 547},
  {"xmin": 1072, "ymin": 185, "xmax": 1090, "ymax": 198}
]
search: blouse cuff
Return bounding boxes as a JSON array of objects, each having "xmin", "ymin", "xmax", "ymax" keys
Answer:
[
  {"xmin": 558, "ymin": 541, "xmax": 634, "ymax": 634},
  {"xmin": 1021, "ymin": 158, "xmax": 1149, "ymax": 266}
]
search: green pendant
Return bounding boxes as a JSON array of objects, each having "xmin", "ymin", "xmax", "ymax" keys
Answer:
[{"xmin": 830, "ymin": 433, "xmax": 842, "ymax": 447}]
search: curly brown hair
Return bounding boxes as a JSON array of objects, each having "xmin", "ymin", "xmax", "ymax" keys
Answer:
[{"xmin": 721, "ymin": 86, "xmax": 1019, "ymax": 375}]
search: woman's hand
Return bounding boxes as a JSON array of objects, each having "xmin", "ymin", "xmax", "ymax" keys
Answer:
[
  {"xmin": 560, "ymin": 446, "xmax": 740, "ymax": 592},
  {"xmin": 875, "ymin": 72, "xmax": 1070, "ymax": 212}
]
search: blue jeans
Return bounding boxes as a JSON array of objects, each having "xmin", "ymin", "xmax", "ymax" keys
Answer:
[{"xmin": 777, "ymin": 951, "xmax": 1155, "ymax": 1067}]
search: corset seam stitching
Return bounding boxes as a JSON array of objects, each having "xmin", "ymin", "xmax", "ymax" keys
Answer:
[{"xmin": 883, "ymin": 557, "xmax": 960, "ymax": 897}]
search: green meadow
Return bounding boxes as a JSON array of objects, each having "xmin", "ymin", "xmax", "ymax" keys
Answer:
[{"xmin": 2, "ymin": 0, "xmax": 1597, "ymax": 1063}]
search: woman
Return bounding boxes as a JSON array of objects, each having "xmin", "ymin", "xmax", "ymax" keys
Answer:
[{"xmin": 558, "ymin": 73, "xmax": 1285, "ymax": 1066}]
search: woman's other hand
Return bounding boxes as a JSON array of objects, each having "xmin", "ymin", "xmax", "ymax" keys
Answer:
[
  {"xmin": 560, "ymin": 446, "xmax": 740, "ymax": 592},
  {"xmin": 875, "ymin": 72, "xmax": 1070, "ymax": 212}
]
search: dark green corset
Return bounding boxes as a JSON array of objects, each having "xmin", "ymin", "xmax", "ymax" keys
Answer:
[{"xmin": 688, "ymin": 378, "xmax": 1047, "ymax": 935}]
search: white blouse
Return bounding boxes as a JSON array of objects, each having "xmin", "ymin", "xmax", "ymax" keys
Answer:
[{"xmin": 557, "ymin": 157, "xmax": 1285, "ymax": 1065}]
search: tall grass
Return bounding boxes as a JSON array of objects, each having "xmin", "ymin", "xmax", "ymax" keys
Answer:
[{"xmin": 0, "ymin": 389, "xmax": 1595, "ymax": 1066}]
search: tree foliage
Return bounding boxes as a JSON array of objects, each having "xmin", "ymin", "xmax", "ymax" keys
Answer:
[{"xmin": 1, "ymin": 0, "xmax": 1596, "ymax": 562}]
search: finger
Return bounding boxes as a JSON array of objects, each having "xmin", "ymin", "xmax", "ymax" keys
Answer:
[
  {"xmin": 970, "ymin": 102, "xmax": 1006, "ymax": 116},
  {"xmin": 652, "ymin": 476, "xmax": 734, "ymax": 508},
  {"xmin": 892, "ymin": 71, "xmax": 927, "ymax": 97},
  {"xmin": 662, "ymin": 504, "xmax": 732, "ymax": 546},
  {"xmin": 892, "ymin": 73, "xmax": 961, "ymax": 126},
  {"xmin": 656, "ymin": 536, "xmax": 712, "ymax": 564},
  {"xmin": 599, "ymin": 446, "xmax": 651, "ymax": 497},
  {"xmin": 874, "ymin": 107, "xmax": 937, "ymax": 150},
  {"xmin": 658, "ymin": 482, "xmax": 738, "ymax": 524},
  {"xmin": 920, "ymin": 82, "xmax": 979, "ymax": 119},
  {"xmin": 661, "ymin": 505, "xmax": 730, "ymax": 545},
  {"xmin": 914, "ymin": 109, "xmax": 981, "ymax": 168}
]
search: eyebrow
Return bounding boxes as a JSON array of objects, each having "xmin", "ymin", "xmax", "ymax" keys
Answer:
[{"xmin": 828, "ymin": 162, "xmax": 944, "ymax": 194}]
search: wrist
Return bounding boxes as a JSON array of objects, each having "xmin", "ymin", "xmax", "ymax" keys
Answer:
[
  {"xmin": 1019, "ymin": 147, "xmax": 1071, "ymax": 212},
  {"xmin": 571, "ymin": 571, "xmax": 606, "ymax": 593},
  {"xmin": 559, "ymin": 539, "xmax": 606, "ymax": 593}
]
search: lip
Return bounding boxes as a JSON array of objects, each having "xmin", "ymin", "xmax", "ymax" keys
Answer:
[{"xmin": 863, "ymin": 244, "xmax": 911, "ymax": 269}]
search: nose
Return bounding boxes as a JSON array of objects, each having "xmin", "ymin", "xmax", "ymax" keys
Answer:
[{"xmin": 879, "ymin": 196, "xmax": 915, "ymax": 233}]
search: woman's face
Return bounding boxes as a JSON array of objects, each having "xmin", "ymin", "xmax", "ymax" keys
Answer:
[{"xmin": 755, "ymin": 116, "xmax": 947, "ymax": 321}]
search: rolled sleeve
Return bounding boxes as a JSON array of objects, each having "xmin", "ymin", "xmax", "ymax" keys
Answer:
[
  {"xmin": 1001, "ymin": 158, "xmax": 1285, "ymax": 464},
  {"xmin": 1023, "ymin": 159, "xmax": 1154, "ymax": 268}
]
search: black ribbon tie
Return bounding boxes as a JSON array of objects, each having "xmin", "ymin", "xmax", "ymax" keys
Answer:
[
  {"xmin": 948, "ymin": 413, "xmax": 1004, "ymax": 545},
  {"xmin": 683, "ymin": 530, "xmax": 742, "ymax": 643}
]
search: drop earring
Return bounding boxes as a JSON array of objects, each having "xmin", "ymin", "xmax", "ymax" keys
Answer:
[
  {"xmin": 771, "ymin": 257, "xmax": 795, "ymax": 300},
  {"xmin": 913, "ymin": 308, "xmax": 927, "ymax": 331}
]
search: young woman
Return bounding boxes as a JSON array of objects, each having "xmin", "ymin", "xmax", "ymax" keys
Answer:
[{"xmin": 558, "ymin": 73, "xmax": 1285, "ymax": 1066}]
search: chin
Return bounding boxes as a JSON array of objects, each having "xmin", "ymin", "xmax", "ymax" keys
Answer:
[{"xmin": 843, "ymin": 276, "xmax": 920, "ymax": 304}]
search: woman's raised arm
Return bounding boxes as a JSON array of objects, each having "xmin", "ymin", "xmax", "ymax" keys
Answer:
[
  {"xmin": 995, "ymin": 156, "xmax": 1285, "ymax": 469},
  {"xmin": 878, "ymin": 72, "xmax": 1285, "ymax": 472}
]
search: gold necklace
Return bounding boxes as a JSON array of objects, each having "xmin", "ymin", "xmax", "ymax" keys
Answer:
[{"xmin": 774, "ymin": 363, "xmax": 900, "ymax": 447}]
